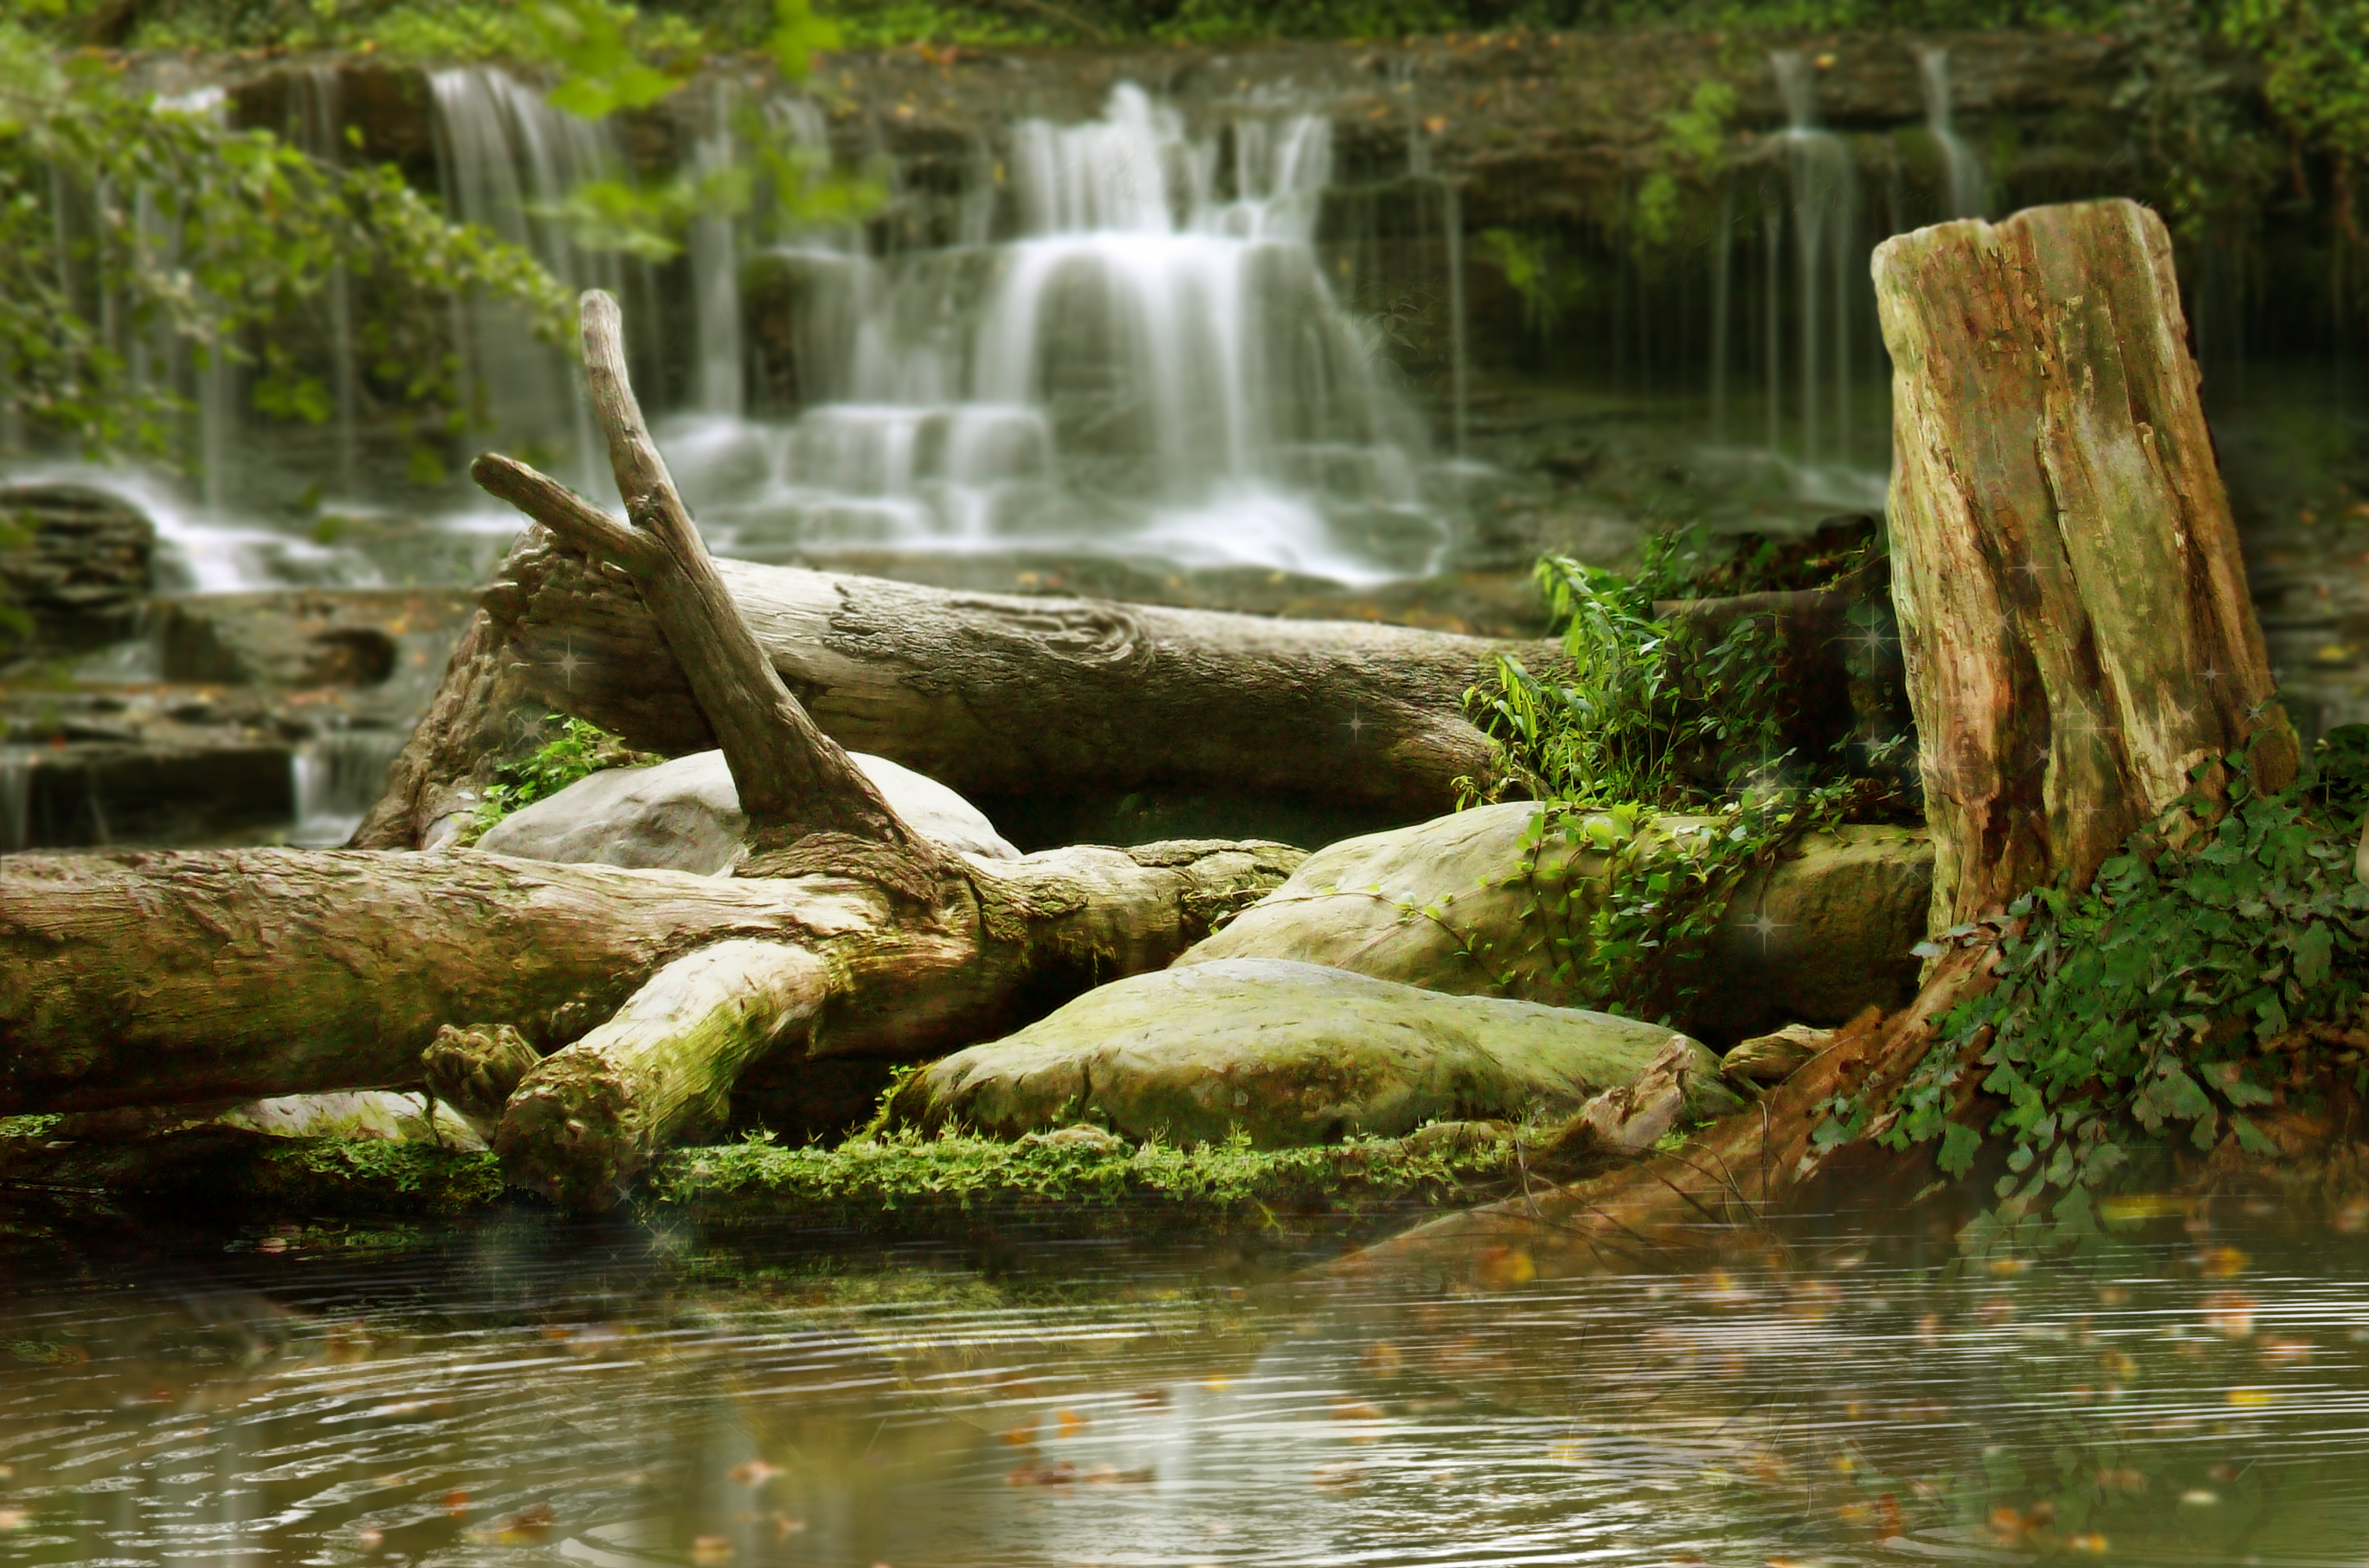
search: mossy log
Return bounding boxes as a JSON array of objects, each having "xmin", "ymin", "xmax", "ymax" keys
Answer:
[
  {"xmin": 1879, "ymin": 197, "xmax": 2297, "ymax": 927},
  {"xmin": 1344, "ymin": 200, "xmax": 2297, "ymax": 1279},
  {"xmin": 0, "ymin": 838, "xmax": 1298, "ymax": 1198}
]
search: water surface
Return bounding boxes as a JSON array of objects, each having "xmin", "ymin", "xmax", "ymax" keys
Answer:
[{"xmin": 3, "ymin": 1202, "xmax": 2367, "ymax": 1566}]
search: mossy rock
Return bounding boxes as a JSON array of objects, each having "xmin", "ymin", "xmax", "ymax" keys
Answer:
[
  {"xmin": 889, "ymin": 956, "xmax": 1722, "ymax": 1148},
  {"xmin": 1176, "ymin": 803, "xmax": 1931, "ymax": 1043}
]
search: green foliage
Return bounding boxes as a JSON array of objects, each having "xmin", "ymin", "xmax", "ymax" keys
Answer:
[
  {"xmin": 0, "ymin": 23, "xmax": 570, "ymax": 464},
  {"xmin": 1476, "ymin": 228, "xmax": 1582, "ymax": 336},
  {"xmin": 1861, "ymin": 740, "xmax": 2369, "ymax": 1247},
  {"xmin": 649, "ymin": 1123, "xmax": 1518, "ymax": 1219},
  {"xmin": 1465, "ymin": 534, "xmax": 1792, "ymax": 810},
  {"xmin": 1633, "ymin": 78, "xmax": 1735, "ymax": 247},
  {"xmin": 465, "ymin": 715, "xmax": 658, "ymax": 840}
]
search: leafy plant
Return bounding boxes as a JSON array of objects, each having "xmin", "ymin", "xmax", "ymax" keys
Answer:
[
  {"xmin": 465, "ymin": 715, "xmax": 658, "ymax": 839},
  {"xmin": 0, "ymin": 23, "xmax": 570, "ymax": 464},
  {"xmin": 1464, "ymin": 532, "xmax": 1796, "ymax": 809},
  {"xmin": 1852, "ymin": 736, "xmax": 2369, "ymax": 1247}
]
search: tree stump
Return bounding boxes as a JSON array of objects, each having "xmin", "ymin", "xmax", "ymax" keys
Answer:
[
  {"xmin": 1334, "ymin": 200, "xmax": 2300, "ymax": 1283},
  {"xmin": 1878, "ymin": 197, "xmax": 2296, "ymax": 927}
]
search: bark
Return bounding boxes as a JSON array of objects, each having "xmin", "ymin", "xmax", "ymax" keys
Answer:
[
  {"xmin": 496, "ymin": 940, "xmax": 828, "ymax": 1209},
  {"xmin": 1874, "ymin": 197, "xmax": 2296, "ymax": 928},
  {"xmin": 0, "ymin": 839, "xmax": 1298, "ymax": 1122},
  {"xmin": 421, "ymin": 1023, "xmax": 540, "ymax": 1133},
  {"xmin": 353, "ymin": 536, "xmax": 1550, "ymax": 851},
  {"xmin": 474, "ymin": 292, "xmax": 935, "ymax": 879},
  {"xmin": 1334, "ymin": 953, "xmax": 1987, "ymax": 1279}
]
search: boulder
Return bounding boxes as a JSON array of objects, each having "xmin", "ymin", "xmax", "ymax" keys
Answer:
[
  {"xmin": 888, "ymin": 956, "xmax": 1726, "ymax": 1148},
  {"xmin": 474, "ymin": 747, "xmax": 1021, "ymax": 871},
  {"xmin": 1176, "ymin": 802, "xmax": 1931, "ymax": 1043}
]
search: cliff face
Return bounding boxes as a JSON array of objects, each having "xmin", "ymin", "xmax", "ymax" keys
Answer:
[{"xmin": 213, "ymin": 30, "xmax": 2151, "ymax": 228}]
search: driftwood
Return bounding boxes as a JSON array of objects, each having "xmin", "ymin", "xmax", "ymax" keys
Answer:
[
  {"xmin": 353, "ymin": 539, "xmax": 1895, "ymax": 853},
  {"xmin": 1341, "ymin": 199, "xmax": 2297, "ymax": 1281}
]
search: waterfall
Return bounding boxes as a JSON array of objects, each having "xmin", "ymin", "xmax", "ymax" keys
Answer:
[
  {"xmin": 1917, "ymin": 48, "xmax": 1987, "ymax": 220},
  {"xmin": 429, "ymin": 67, "xmax": 630, "ymax": 501},
  {"xmin": 1771, "ymin": 51, "xmax": 1860, "ymax": 472},
  {"xmin": 289, "ymin": 728, "xmax": 410, "ymax": 848},
  {"xmin": 688, "ymin": 83, "xmax": 745, "ymax": 418},
  {"xmin": 282, "ymin": 65, "xmax": 363, "ymax": 495},
  {"xmin": 666, "ymin": 83, "xmax": 1448, "ymax": 585},
  {"xmin": 0, "ymin": 748, "xmax": 30, "ymax": 855}
]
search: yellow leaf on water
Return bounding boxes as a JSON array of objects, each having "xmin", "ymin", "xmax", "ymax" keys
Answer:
[{"xmin": 2226, "ymin": 1388, "xmax": 2277, "ymax": 1406}]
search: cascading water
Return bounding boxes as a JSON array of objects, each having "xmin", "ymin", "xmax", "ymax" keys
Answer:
[
  {"xmin": 0, "ymin": 747, "xmax": 30, "ymax": 855},
  {"xmin": 1771, "ymin": 51, "xmax": 1861, "ymax": 474},
  {"xmin": 429, "ymin": 66, "xmax": 636, "ymax": 502},
  {"xmin": 662, "ymin": 84, "xmax": 1451, "ymax": 584},
  {"xmin": 1917, "ymin": 48, "xmax": 1987, "ymax": 220},
  {"xmin": 289, "ymin": 728, "xmax": 411, "ymax": 848}
]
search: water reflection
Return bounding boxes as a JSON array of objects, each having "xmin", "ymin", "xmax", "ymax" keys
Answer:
[{"xmin": 2, "ymin": 1206, "xmax": 2368, "ymax": 1566}]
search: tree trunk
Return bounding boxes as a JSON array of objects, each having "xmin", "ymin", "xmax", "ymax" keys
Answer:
[
  {"xmin": 1341, "ymin": 200, "xmax": 2297, "ymax": 1279},
  {"xmin": 495, "ymin": 940, "xmax": 829, "ymax": 1210},
  {"xmin": 0, "ymin": 839, "xmax": 1298, "ymax": 1116},
  {"xmin": 353, "ymin": 541, "xmax": 1898, "ymax": 853},
  {"xmin": 1878, "ymin": 197, "xmax": 2296, "ymax": 928}
]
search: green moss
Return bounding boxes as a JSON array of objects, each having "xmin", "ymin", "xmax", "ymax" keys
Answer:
[
  {"xmin": 236, "ymin": 1139, "xmax": 505, "ymax": 1214},
  {"xmin": 649, "ymin": 1126, "xmax": 1522, "ymax": 1226}
]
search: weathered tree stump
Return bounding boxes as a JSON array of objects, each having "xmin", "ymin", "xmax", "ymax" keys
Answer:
[
  {"xmin": 1881, "ymin": 197, "xmax": 2297, "ymax": 924},
  {"xmin": 1338, "ymin": 199, "xmax": 2300, "ymax": 1282}
]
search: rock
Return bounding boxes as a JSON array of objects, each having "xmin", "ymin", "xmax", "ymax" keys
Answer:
[
  {"xmin": 1721, "ymin": 1022, "xmax": 1834, "ymax": 1086},
  {"xmin": 1176, "ymin": 802, "xmax": 1932, "ymax": 1044},
  {"xmin": 888, "ymin": 956, "xmax": 1720, "ymax": 1149},
  {"xmin": 154, "ymin": 587, "xmax": 477, "ymax": 699},
  {"xmin": 1018, "ymin": 1123, "xmax": 1131, "ymax": 1155},
  {"xmin": 475, "ymin": 747, "xmax": 1021, "ymax": 871},
  {"xmin": 0, "ymin": 484, "xmax": 154, "ymax": 659}
]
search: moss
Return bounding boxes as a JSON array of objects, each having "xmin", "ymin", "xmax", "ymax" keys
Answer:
[{"xmin": 645, "ymin": 1125, "xmax": 1525, "ymax": 1229}]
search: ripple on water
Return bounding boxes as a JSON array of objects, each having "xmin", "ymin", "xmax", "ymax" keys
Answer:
[{"xmin": 1, "ymin": 1204, "xmax": 2367, "ymax": 1566}]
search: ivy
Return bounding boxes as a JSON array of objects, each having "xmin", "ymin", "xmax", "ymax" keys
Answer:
[{"xmin": 1863, "ymin": 734, "xmax": 2369, "ymax": 1242}]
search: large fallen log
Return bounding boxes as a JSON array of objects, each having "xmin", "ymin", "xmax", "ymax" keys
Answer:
[
  {"xmin": 3, "ymin": 291, "xmax": 1308, "ymax": 1210},
  {"xmin": 353, "ymin": 538, "xmax": 1894, "ymax": 852},
  {"xmin": 1339, "ymin": 198, "xmax": 2297, "ymax": 1281},
  {"xmin": 0, "ymin": 839, "xmax": 1297, "ymax": 1201}
]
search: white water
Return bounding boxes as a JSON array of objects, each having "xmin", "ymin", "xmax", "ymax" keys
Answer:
[
  {"xmin": 1770, "ymin": 51, "xmax": 1862, "ymax": 474},
  {"xmin": 663, "ymin": 84, "xmax": 1450, "ymax": 584},
  {"xmin": 1917, "ymin": 48, "xmax": 1987, "ymax": 220},
  {"xmin": 430, "ymin": 67, "xmax": 633, "ymax": 504},
  {"xmin": 289, "ymin": 728, "xmax": 410, "ymax": 848},
  {"xmin": 0, "ymin": 747, "xmax": 30, "ymax": 854}
]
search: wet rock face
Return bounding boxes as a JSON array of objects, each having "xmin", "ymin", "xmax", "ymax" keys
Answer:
[
  {"xmin": 0, "ymin": 485, "xmax": 154, "ymax": 662},
  {"xmin": 890, "ymin": 956, "xmax": 1719, "ymax": 1148},
  {"xmin": 1178, "ymin": 802, "xmax": 1931, "ymax": 1045}
]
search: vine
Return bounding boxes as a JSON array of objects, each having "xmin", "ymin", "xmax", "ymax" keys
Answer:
[{"xmin": 1813, "ymin": 731, "xmax": 2369, "ymax": 1245}]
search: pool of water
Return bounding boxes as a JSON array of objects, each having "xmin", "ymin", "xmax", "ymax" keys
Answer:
[{"xmin": 2, "ymin": 1201, "xmax": 2367, "ymax": 1566}]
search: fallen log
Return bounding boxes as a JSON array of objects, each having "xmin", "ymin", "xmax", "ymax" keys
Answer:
[
  {"xmin": 0, "ymin": 839, "xmax": 1298, "ymax": 1187},
  {"xmin": 353, "ymin": 537, "xmax": 1895, "ymax": 853},
  {"xmin": 3, "ymin": 289, "xmax": 1305, "ymax": 1208},
  {"xmin": 1341, "ymin": 198, "xmax": 2297, "ymax": 1280}
]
